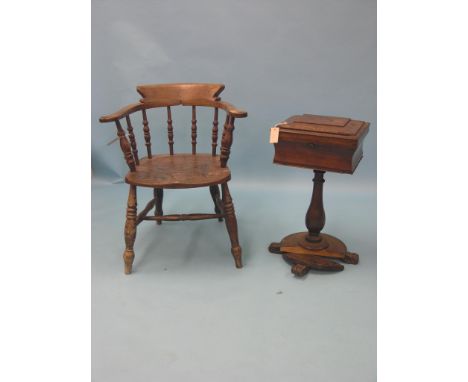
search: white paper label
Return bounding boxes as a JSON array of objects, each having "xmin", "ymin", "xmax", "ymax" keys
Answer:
[{"xmin": 269, "ymin": 127, "xmax": 280, "ymax": 143}]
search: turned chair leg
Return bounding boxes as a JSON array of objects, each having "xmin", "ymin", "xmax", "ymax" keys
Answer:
[
  {"xmin": 209, "ymin": 185, "xmax": 223, "ymax": 222},
  {"xmin": 221, "ymin": 182, "xmax": 242, "ymax": 268},
  {"xmin": 123, "ymin": 185, "xmax": 137, "ymax": 274},
  {"xmin": 153, "ymin": 188, "xmax": 163, "ymax": 225}
]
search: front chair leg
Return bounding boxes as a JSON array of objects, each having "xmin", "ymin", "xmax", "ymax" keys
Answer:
[
  {"xmin": 221, "ymin": 182, "xmax": 242, "ymax": 268},
  {"xmin": 123, "ymin": 185, "xmax": 137, "ymax": 274},
  {"xmin": 153, "ymin": 188, "xmax": 163, "ymax": 225},
  {"xmin": 209, "ymin": 185, "xmax": 223, "ymax": 221}
]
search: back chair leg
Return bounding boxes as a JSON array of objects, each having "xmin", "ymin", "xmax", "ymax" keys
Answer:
[
  {"xmin": 221, "ymin": 182, "xmax": 242, "ymax": 268},
  {"xmin": 123, "ymin": 185, "xmax": 137, "ymax": 274},
  {"xmin": 209, "ymin": 185, "xmax": 223, "ymax": 222},
  {"xmin": 154, "ymin": 188, "xmax": 164, "ymax": 225}
]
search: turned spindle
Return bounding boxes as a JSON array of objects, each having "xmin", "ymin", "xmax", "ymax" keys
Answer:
[
  {"xmin": 141, "ymin": 109, "xmax": 152, "ymax": 158},
  {"xmin": 167, "ymin": 106, "xmax": 174, "ymax": 155},
  {"xmin": 115, "ymin": 120, "xmax": 136, "ymax": 172},
  {"xmin": 220, "ymin": 115, "xmax": 235, "ymax": 168},
  {"xmin": 191, "ymin": 106, "xmax": 197, "ymax": 154},
  {"xmin": 125, "ymin": 115, "xmax": 139, "ymax": 165},
  {"xmin": 211, "ymin": 107, "xmax": 219, "ymax": 156}
]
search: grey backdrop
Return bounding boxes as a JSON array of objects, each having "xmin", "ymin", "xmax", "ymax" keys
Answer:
[{"xmin": 92, "ymin": 0, "xmax": 376, "ymax": 381}]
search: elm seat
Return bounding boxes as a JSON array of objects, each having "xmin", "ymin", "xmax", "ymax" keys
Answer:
[{"xmin": 125, "ymin": 154, "xmax": 231, "ymax": 188}]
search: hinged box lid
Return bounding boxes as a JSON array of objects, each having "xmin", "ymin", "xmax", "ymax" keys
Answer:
[{"xmin": 276, "ymin": 114, "xmax": 368, "ymax": 139}]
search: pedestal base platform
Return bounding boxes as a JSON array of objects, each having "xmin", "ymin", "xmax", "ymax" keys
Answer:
[{"xmin": 269, "ymin": 232, "xmax": 359, "ymax": 276}]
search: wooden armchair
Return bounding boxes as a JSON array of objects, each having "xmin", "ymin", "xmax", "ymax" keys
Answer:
[{"xmin": 99, "ymin": 83, "xmax": 247, "ymax": 274}]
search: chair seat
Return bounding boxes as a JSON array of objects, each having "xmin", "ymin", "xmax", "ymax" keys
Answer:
[{"xmin": 125, "ymin": 153, "xmax": 231, "ymax": 188}]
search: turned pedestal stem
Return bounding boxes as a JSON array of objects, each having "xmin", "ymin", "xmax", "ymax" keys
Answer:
[{"xmin": 301, "ymin": 170, "xmax": 328, "ymax": 250}]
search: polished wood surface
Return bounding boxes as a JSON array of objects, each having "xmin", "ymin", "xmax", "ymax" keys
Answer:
[
  {"xmin": 123, "ymin": 185, "xmax": 137, "ymax": 275},
  {"xmin": 141, "ymin": 108, "xmax": 152, "ymax": 158},
  {"xmin": 136, "ymin": 83, "xmax": 225, "ymax": 103},
  {"xmin": 166, "ymin": 106, "xmax": 174, "ymax": 155},
  {"xmin": 99, "ymin": 83, "xmax": 247, "ymax": 274},
  {"xmin": 115, "ymin": 119, "xmax": 136, "ymax": 172},
  {"xmin": 125, "ymin": 154, "xmax": 231, "ymax": 188},
  {"xmin": 269, "ymin": 114, "xmax": 369, "ymax": 276},
  {"xmin": 302, "ymin": 170, "xmax": 327, "ymax": 249},
  {"xmin": 269, "ymin": 232, "xmax": 359, "ymax": 274},
  {"xmin": 273, "ymin": 114, "xmax": 369, "ymax": 173},
  {"xmin": 209, "ymin": 185, "xmax": 223, "ymax": 222},
  {"xmin": 153, "ymin": 188, "xmax": 163, "ymax": 225}
]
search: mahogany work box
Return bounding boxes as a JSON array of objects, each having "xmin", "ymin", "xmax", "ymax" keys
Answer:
[
  {"xmin": 269, "ymin": 114, "xmax": 370, "ymax": 276},
  {"xmin": 272, "ymin": 114, "xmax": 369, "ymax": 174}
]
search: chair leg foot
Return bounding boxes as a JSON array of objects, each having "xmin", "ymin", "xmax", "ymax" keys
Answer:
[
  {"xmin": 123, "ymin": 250, "xmax": 135, "ymax": 274},
  {"xmin": 124, "ymin": 185, "xmax": 137, "ymax": 275},
  {"xmin": 221, "ymin": 182, "xmax": 243, "ymax": 268},
  {"xmin": 232, "ymin": 246, "xmax": 243, "ymax": 268}
]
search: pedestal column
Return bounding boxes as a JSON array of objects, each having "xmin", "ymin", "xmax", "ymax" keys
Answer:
[{"xmin": 300, "ymin": 170, "xmax": 329, "ymax": 250}]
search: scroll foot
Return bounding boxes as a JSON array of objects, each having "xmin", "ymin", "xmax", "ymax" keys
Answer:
[
  {"xmin": 343, "ymin": 252, "xmax": 359, "ymax": 264},
  {"xmin": 291, "ymin": 263, "xmax": 310, "ymax": 277},
  {"xmin": 268, "ymin": 242, "xmax": 282, "ymax": 254}
]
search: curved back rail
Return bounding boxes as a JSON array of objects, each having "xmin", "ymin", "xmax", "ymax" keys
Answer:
[{"xmin": 99, "ymin": 83, "xmax": 247, "ymax": 172}]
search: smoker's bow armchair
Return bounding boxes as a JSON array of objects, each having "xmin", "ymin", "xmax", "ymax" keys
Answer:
[{"xmin": 99, "ymin": 83, "xmax": 247, "ymax": 274}]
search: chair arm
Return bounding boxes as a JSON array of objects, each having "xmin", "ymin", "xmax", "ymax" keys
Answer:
[
  {"xmin": 216, "ymin": 101, "xmax": 248, "ymax": 118},
  {"xmin": 99, "ymin": 103, "xmax": 142, "ymax": 123},
  {"xmin": 180, "ymin": 99, "xmax": 247, "ymax": 118}
]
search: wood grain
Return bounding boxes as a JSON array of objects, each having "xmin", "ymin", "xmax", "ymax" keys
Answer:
[
  {"xmin": 137, "ymin": 83, "xmax": 225, "ymax": 103},
  {"xmin": 209, "ymin": 185, "xmax": 223, "ymax": 221},
  {"xmin": 143, "ymin": 213, "xmax": 224, "ymax": 221},
  {"xmin": 141, "ymin": 109, "xmax": 152, "ymax": 158},
  {"xmin": 191, "ymin": 106, "xmax": 197, "ymax": 154},
  {"xmin": 125, "ymin": 154, "xmax": 231, "ymax": 188},
  {"xmin": 99, "ymin": 83, "xmax": 246, "ymax": 274},
  {"xmin": 99, "ymin": 103, "xmax": 142, "ymax": 123},
  {"xmin": 222, "ymin": 182, "xmax": 242, "ymax": 268},
  {"xmin": 303, "ymin": 170, "xmax": 327, "ymax": 249},
  {"xmin": 211, "ymin": 107, "xmax": 219, "ymax": 156},
  {"xmin": 125, "ymin": 115, "xmax": 139, "ymax": 165},
  {"xmin": 154, "ymin": 188, "xmax": 163, "ymax": 225},
  {"xmin": 115, "ymin": 120, "xmax": 136, "ymax": 172},
  {"xmin": 123, "ymin": 185, "xmax": 137, "ymax": 274},
  {"xmin": 220, "ymin": 116, "xmax": 235, "ymax": 168},
  {"xmin": 166, "ymin": 106, "xmax": 174, "ymax": 155},
  {"xmin": 269, "ymin": 113, "xmax": 369, "ymax": 276},
  {"xmin": 273, "ymin": 114, "xmax": 369, "ymax": 174},
  {"xmin": 138, "ymin": 98, "xmax": 247, "ymax": 118},
  {"xmin": 136, "ymin": 198, "xmax": 156, "ymax": 225}
]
